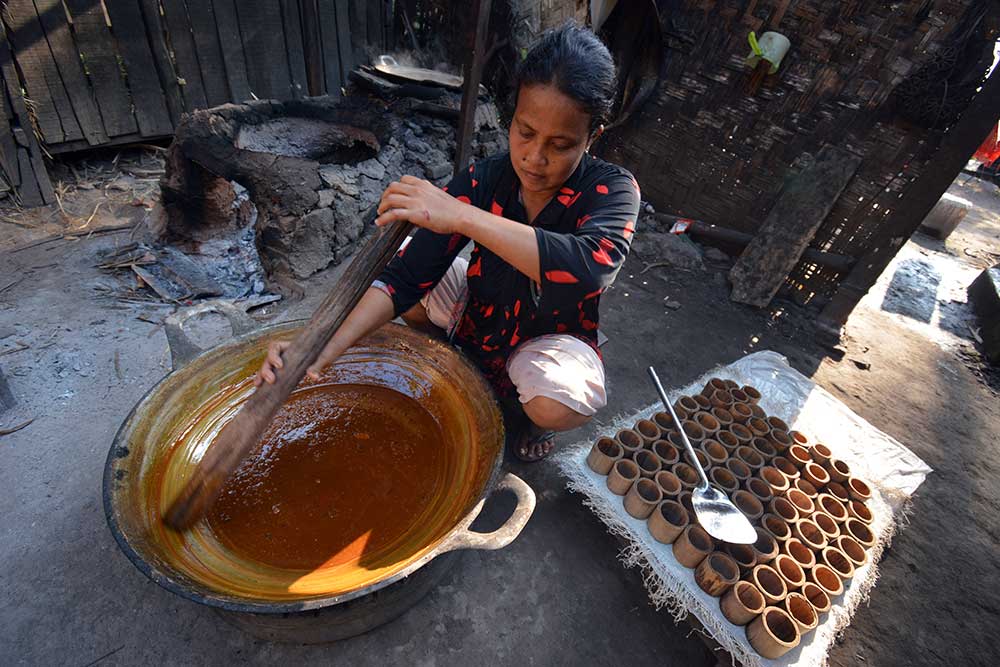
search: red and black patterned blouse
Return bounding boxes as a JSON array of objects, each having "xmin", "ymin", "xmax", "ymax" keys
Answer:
[{"xmin": 377, "ymin": 152, "xmax": 641, "ymax": 398}]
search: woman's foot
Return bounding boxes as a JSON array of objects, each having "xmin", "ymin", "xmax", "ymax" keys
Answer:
[{"xmin": 515, "ymin": 425, "xmax": 557, "ymax": 462}]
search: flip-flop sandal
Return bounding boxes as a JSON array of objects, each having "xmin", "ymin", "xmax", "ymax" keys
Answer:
[{"xmin": 515, "ymin": 428, "xmax": 557, "ymax": 462}]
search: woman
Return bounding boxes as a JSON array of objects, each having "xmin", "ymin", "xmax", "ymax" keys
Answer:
[{"xmin": 256, "ymin": 24, "xmax": 640, "ymax": 461}]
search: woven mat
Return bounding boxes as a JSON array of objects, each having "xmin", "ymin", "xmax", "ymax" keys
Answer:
[{"xmin": 553, "ymin": 351, "xmax": 931, "ymax": 667}]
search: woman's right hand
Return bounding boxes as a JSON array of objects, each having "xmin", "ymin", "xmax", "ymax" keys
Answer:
[{"xmin": 252, "ymin": 340, "xmax": 340, "ymax": 387}]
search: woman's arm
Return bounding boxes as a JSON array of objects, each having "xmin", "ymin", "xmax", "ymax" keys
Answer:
[
  {"xmin": 376, "ymin": 175, "xmax": 541, "ymax": 283},
  {"xmin": 254, "ymin": 286, "xmax": 395, "ymax": 385}
]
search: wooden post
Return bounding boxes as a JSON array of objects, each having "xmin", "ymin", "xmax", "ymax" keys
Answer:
[
  {"xmin": 300, "ymin": 0, "xmax": 324, "ymax": 96},
  {"xmin": 817, "ymin": 66, "xmax": 1000, "ymax": 336},
  {"xmin": 454, "ymin": 0, "xmax": 491, "ymax": 175}
]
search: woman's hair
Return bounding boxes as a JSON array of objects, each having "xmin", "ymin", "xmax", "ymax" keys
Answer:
[{"xmin": 514, "ymin": 23, "xmax": 617, "ymax": 134}]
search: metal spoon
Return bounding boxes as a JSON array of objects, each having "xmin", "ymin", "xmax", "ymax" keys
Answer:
[{"xmin": 647, "ymin": 367, "xmax": 757, "ymax": 545}]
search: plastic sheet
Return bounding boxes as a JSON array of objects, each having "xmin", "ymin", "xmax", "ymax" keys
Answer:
[{"xmin": 554, "ymin": 351, "xmax": 931, "ymax": 667}]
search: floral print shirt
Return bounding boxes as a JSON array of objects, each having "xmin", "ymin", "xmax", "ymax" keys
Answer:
[{"xmin": 377, "ymin": 152, "xmax": 640, "ymax": 397}]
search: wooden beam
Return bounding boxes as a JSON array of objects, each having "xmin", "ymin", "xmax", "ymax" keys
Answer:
[
  {"xmin": 728, "ymin": 145, "xmax": 862, "ymax": 307},
  {"xmin": 300, "ymin": 0, "xmax": 325, "ymax": 96},
  {"xmin": 818, "ymin": 65, "xmax": 1000, "ymax": 335},
  {"xmin": 454, "ymin": 0, "xmax": 491, "ymax": 174}
]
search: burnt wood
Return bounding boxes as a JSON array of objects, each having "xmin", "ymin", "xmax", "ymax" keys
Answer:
[{"xmin": 729, "ymin": 146, "xmax": 862, "ymax": 307}]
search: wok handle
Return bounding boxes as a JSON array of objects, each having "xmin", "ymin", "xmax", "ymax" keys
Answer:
[
  {"xmin": 163, "ymin": 300, "xmax": 257, "ymax": 370},
  {"xmin": 438, "ymin": 473, "xmax": 536, "ymax": 553}
]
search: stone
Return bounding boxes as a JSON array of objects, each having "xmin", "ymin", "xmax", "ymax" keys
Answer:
[
  {"xmin": 319, "ymin": 166, "xmax": 360, "ymax": 196},
  {"xmin": 286, "ymin": 208, "xmax": 336, "ymax": 278},
  {"xmin": 316, "ymin": 189, "xmax": 336, "ymax": 208},
  {"xmin": 336, "ymin": 212, "xmax": 365, "ymax": 248},
  {"xmin": 357, "ymin": 158, "xmax": 386, "ymax": 181},
  {"xmin": 425, "ymin": 161, "xmax": 453, "ymax": 180},
  {"xmin": 704, "ymin": 247, "xmax": 731, "ymax": 263},
  {"xmin": 629, "ymin": 231, "xmax": 704, "ymax": 271}
]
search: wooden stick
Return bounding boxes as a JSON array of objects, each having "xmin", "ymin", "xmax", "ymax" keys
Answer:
[{"xmin": 163, "ymin": 220, "xmax": 412, "ymax": 530}]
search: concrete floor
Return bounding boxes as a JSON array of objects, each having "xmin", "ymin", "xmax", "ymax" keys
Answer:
[{"xmin": 2, "ymin": 177, "xmax": 998, "ymax": 666}]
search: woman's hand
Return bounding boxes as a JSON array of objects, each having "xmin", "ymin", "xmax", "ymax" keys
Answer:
[
  {"xmin": 375, "ymin": 175, "xmax": 475, "ymax": 234},
  {"xmin": 252, "ymin": 340, "xmax": 338, "ymax": 387}
]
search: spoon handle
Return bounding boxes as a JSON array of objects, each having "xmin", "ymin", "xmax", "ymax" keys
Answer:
[{"xmin": 647, "ymin": 367, "xmax": 710, "ymax": 489}]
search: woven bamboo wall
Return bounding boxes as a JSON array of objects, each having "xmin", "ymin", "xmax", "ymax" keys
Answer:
[{"xmin": 597, "ymin": 0, "xmax": 996, "ymax": 307}]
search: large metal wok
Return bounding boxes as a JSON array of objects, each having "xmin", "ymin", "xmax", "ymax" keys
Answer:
[{"xmin": 103, "ymin": 301, "xmax": 535, "ymax": 642}]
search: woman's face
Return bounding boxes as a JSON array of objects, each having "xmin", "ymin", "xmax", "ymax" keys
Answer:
[{"xmin": 509, "ymin": 83, "xmax": 595, "ymax": 196}]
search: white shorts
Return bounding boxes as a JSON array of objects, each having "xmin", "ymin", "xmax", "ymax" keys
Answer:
[{"xmin": 418, "ymin": 253, "xmax": 607, "ymax": 417}]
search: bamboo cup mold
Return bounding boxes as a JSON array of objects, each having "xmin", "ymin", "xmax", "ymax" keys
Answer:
[
  {"xmin": 735, "ymin": 446, "xmax": 764, "ymax": 470},
  {"xmin": 587, "ymin": 437, "xmax": 623, "ymax": 475},
  {"xmin": 730, "ymin": 402, "xmax": 753, "ymax": 424},
  {"xmin": 635, "ymin": 419, "xmax": 661, "ymax": 446},
  {"xmin": 678, "ymin": 491, "xmax": 696, "ymax": 521},
  {"xmin": 825, "ymin": 458, "xmax": 851, "ymax": 483},
  {"xmin": 648, "ymin": 499, "xmax": 689, "ymax": 544},
  {"xmin": 809, "ymin": 563, "xmax": 845, "ymax": 598},
  {"xmin": 651, "ymin": 439, "xmax": 680, "ymax": 468},
  {"xmin": 717, "ymin": 429, "xmax": 740, "ymax": 452},
  {"xmin": 751, "ymin": 437, "xmax": 777, "ymax": 461},
  {"xmin": 676, "ymin": 395, "xmax": 699, "ymax": 415},
  {"xmin": 654, "ymin": 470, "xmax": 682, "ymax": 497},
  {"xmin": 847, "ymin": 476, "xmax": 872, "ymax": 503},
  {"xmin": 752, "ymin": 528, "xmax": 779, "ymax": 565},
  {"xmin": 702, "ymin": 378, "xmax": 728, "ymax": 397},
  {"xmin": 673, "ymin": 524, "xmax": 715, "ymax": 568},
  {"xmin": 709, "ymin": 466, "xmax": 740, "ymax": 494},
  {"xmin": 615, "ymin": 428, "xmax": 643, "ymax": 455},
  {"xmin": 741, "ymin": 385, "xmax": 762, "ymax": 404},
  {"xmin": 701, "ymin": 439, "xmax": 728, "ymax": 466},
  {"xmin": 826, "ymin": 481, "xmax": 850, "ymax": 503},
  {"xmin": 633, "ymin": 449, "xmax": 662, "ymax": 479},
  {"xmin": 693, "ymin": 393, "xmax": 712, "ymax": 411},
  {"xmin": 760, "ymin": 466, "xmax": 790, "ymax": 495},
  {"xmin": 813, "ymin": 511, "xmax": 841, "ymax": 541},
  {"xmin": 749, "ymin": 564, "xmax": 787, "ymax": 606},
  {"xmin": 724, "ymin": 542, "xmax": 756, "ymax": 572},
  {"xmin": 790, "ymin": 477, "xmax": 819, "ymax": 500},
  {"xmin": 681, "ymin": 420, "xmax": 706, "ymax": 444},
  {"xmin": 769, "ymin": 496, "xmax": 799, "ymax": 523},
  {"xmin": 672, "ymin": 462, "xmax": 700, "ymax": 490},
  {"xmin": 732, "ymin": 490, "xmax": 765, "ymax": 522},
  {"xmin": 819, "ymin": 545, "xmax": 856, "ymax": 581},
  {"xmin": 749, "ymin": 404, "xmax": 767, "ymax": 420},
  {"xmin": 667, "ymin": 430, "xmax": 687, "ymax": 452},
  {"xmin": 766, "ymin": 416, "xmax": 789, "ymax": 432},
  {"xmin": 802, "ymin": 462, "xmax": 830, "ymax": 490},
  {"xmin": 847, "ymin": 499, "xmax": 874, "ymax": 525},
  {"xmin": 624, "ymin": 478, "xmax": 662, "ymax": 519},
  {"xmin": 748, "ymin": 418, "xmax": 770, "ymax": 438},
  {"xmin": 726, "ymin": 458, "xmax": 752, "ymax": 482},
  {"xmin": 817, "ymin": 493, "xmax": 848, "ymax": 524},
  {"xmin": 709, "ymin": 389, "xmax": 734, "ymax": 409},
  {"xmin": 653, "ymin": 411, "xmax": 678, "ymax": 433},
  {"xmin": 710, "ymin": 406, "xmax": 735, "ymax": 428},
  {"xmin": 772, "ymin": 456, "xmax": 800, "ymax": 480},
  {"xmin": 729, "ymin": 388, "xmax": 750, "ymax": 404},
  {"xmin": 810, "ymin": 443, "xmax": 833, "ymax": 465},
  {"xmin": 844, "ymin": 518, "xmax": 875, "ymax": 549},
  {"xmin": 783, "ymin": 591, "xmax": 819, "ymax": 635},
  {"xmin": 729, "ymin": 423, "xmax": 753, "ymax": 446},
  {"xmin": 694, "ymin": 411, "xmax": 721, "ymax": 436},
  {"xmin": 774, "ymin": 553, "xmax": 806, "ymax": 592},
  {"xmin": 693, "ymin": 448, "xmax": 709, "ymax": 470},
  {"xmin": 695, "ymin": 551, "xmax": 740, "ymax": 597},
  {"xmin": 794, "ymin": 518, "xmax": 828, "ymax": 551},
  {"xmin": 800, "ymin": 581, "xmax": 831, "ymax": 615},
  {"xmin": 785, "ymin": 488, "xmax": 815, "ymax": 518},
  {"xmin": 787, "ymin": 444, "xmax": 811, "ymax": 469},
  {"xmin": 722, "ymin": 379, "xmax": 739, "ymax": 390},
  {"xmin": 747, "ymin": 607, "xmax": 801, "ymax": 659},
  {"xmin": 746, "ymin": 477, "xmax": 774, "ymax": 504},
  {"xmin": 789, "ymin": 430, "xmax": 809, "ymax": 447},
  {"xmin": 782, "ymin": 537, "xmax": 817, "ymax": 570},
  {"xmin": 768, "ymin": 429, "xmax": 793, "ymax": 452},
  {"xmin": 721, "ymin": 580, "xmax": 766, "ymax": 626},
  {"xmin": 762, "ymin": 513, "xmax": 791, "ymax": 544},
  {"xmin": 607, "ymin": 459, "xmax": 639, "ymax": 495},
  {"xmin": 835, "ymin": 535, "xmax": 868, "ymax": 569}
]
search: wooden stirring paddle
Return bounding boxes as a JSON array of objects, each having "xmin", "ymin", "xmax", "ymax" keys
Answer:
[{"xmin": 163, "ymin": 219, "xmax": 413, "ymax": 531}]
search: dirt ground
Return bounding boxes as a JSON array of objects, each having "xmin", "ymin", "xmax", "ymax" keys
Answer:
[{"xmin": 1, "ymin": 166, "xmax": 998, "ymax": 666}]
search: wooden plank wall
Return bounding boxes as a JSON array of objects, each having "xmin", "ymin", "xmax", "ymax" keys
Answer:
[{"xmin": 0, "ymin": 0, "xmax": 388, "ymax": 206}]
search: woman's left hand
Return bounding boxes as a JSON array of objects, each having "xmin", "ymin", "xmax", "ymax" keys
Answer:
[{"xmin": 375, "ymin": 175, "xmax": 473, "ymax": 235}]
